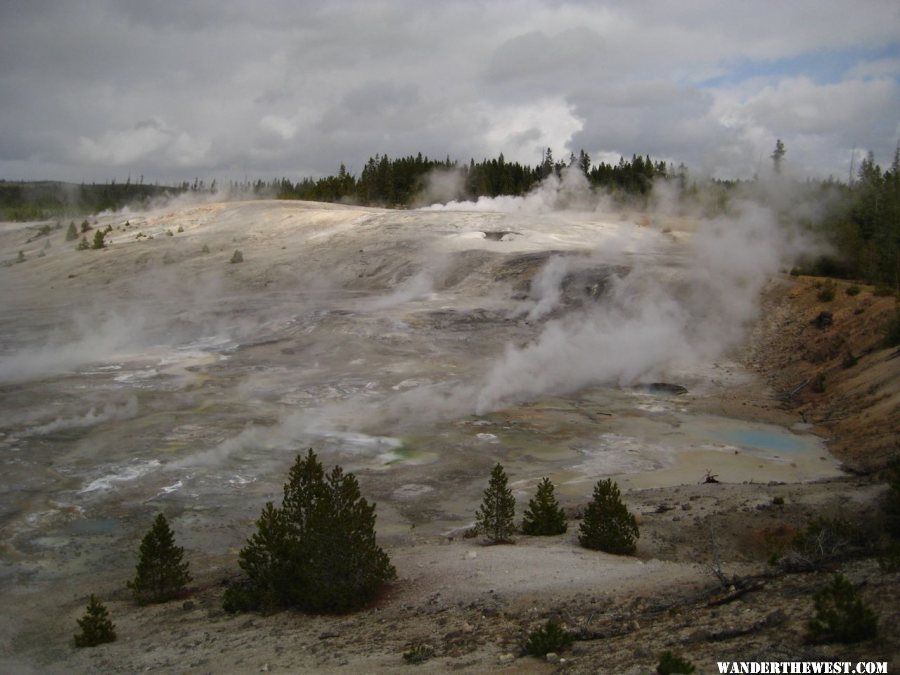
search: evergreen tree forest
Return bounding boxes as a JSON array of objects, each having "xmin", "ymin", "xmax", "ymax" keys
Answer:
[
  {"xmin": 0, "ymin": 180, "xmax": 187, "ymax": 221},
  {"xmin": 803, "ymin": 149, "xmax": 900, "ymax": 290},
  {"xmin": 274, "ymin": 149, "xmax": 669, "ymax": 206}
]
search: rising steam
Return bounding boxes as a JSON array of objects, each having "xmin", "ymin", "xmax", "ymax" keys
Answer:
[{"xmin": 473, "ymin": 198, "xmax": 805, "ymax": 413}]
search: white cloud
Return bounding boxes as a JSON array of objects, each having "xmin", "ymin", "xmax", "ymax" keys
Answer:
[{"xmin": 0, "ymin": 0, "xmax": 897, "ymax": 181}]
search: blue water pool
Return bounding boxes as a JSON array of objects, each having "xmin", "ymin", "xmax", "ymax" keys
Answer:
[{"xmin": 715, "ymin": 428, "xmax": 808, "ymax": 453}]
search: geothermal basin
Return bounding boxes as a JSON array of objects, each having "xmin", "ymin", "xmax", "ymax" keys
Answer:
[{"xmin": 0, "ymin": 199, "xmax": 841, "ymax": 660}]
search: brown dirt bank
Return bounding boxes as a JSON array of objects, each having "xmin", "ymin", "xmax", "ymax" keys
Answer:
[{"xmin": 746, "ymin": 276, "xmax": 899, "ymax": 472}]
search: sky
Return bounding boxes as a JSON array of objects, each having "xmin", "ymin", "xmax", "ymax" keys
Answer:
[{"xmin": 1, "ymin": 0, "xmax": 898, "ymax": 184}]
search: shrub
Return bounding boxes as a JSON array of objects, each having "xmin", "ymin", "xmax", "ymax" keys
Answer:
[
  {"xmin": 841, "ymin": 352, "xmax": 858, "ymax": 369},
  {"xmin": 873, "ymin": 286, "xmax": 894, "ymax": 297},
  {"xmin": 883, "ymin": 458, "xmax": 900, "ymax": 538},
  {"xmin": 230, "ymin": 249, "xmax": 244, "ymax": 264},
  {"xmin": 16, "ymin": 250, "xmax": 25, "ymax": 263},
  {"xmin": 77, "ymin": 236, "xmax": 90, "ymax": 250},
  {"xmin": 657, "ymin": 651, "xmax": 696, "ymax": 674},
  {"xmin": 66, "ymin": 222, "xmax": 78, "ymax": 241},
  {"xmin": 521, "ymin": 477, "xmax": 567, "ymax": 536},
  {"xmin": 812, "ymin": 311, "xmax": 833, "ymax": 329},
  {"xmin": 201, "ymin": 244, "xmax": 210, "ymax": 254},
  {"xmin": 402, "ymin": 644, "xmax": 435, "ymax": 664},
  {"xmin": 810, "ymin": 372, "xmax": 826, "ymax": 393},
  {"xmin": 817, "ymin": 280, "xmax": 836, "ymax": 302},
  {"xmin": 884, "ymin": 309, "xmax": 900, "ymax": 348},
  {"xmin": 73, "ymin": 595, "xmax": 116, "ymax": 648},
  {"xmin": 224, "ymin": 449, "xmax": 395, "ymax": 614},
  {"xmin": 127, "ymin": 513, "xmax": 191, "ymax": 605},
  {"xmin": 845, "ymin": 285, "xmax": 860, "ymax": 296},
  {"xmin": 524, "ymin": 620, "xmax": 573, "ymax": 657},
  {"xmin": 475, "ymin": 463, "xmax": 516, "ymax": 544},
  {"xmin": 80, "ymin": 219, "xmax": 91, "ymax": 233},
  {"xmin": 879, "ymin": 542, "xmax": 900, "ymax": 573},
  {"xmin": 807, "ymin": 573, "xmax": 878, "ymax": 644},
  {"xmin": 578, "ymin": 478, "xmax": 639, "ymax": 554}
]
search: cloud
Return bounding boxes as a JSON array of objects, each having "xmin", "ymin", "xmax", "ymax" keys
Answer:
[
  {"xmin": 483, "ymin": 27, "xmax": 607, "ymax": 98},
  {"xmin": 0, "ymin": 0, "xmax": 898, "ymax": 182},
  {"xmin": 734, "ymin": 77, "xmax": 899, "ymax": 137}
]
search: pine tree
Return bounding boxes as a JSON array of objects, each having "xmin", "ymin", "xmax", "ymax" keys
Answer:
[
  {"xmin": 224, "ymin": 449, "xmax": 396, "ymax": 614},
  {"xmin": 807, "ymin": 573, "xmax": 878, "ymax": 643},
  {"xmin": 128, "ymin": 513, "xmax": 191, "ymax": 605},
  {"xmin": 65, "ymin": 221, "xmax": 78, "ymax": 241},
  {"xmin": 73, "ymin": 595, "xmax": 116, "ymax": 648},
  {"xmin": 299, "ymin": 464, "xmax": 396, "ymax": 612},
  {"xmin": 223, "ymin": 502, "xmax": 291, "ymax": 613},
  {"xmin": 771, "ymin": 139, "xmax": 786, "ymax": 174},
  {"xmin": 521, "ymin": 477, "xmax": 567, "ymax": 536},
  {"xmin": 91, "ymin": 229, "xmax": 106, "ymax": 249},
  {"xmin": 475, "ymin": 463, "xmax": 516, "ymax": 543},
  {"xmin": 578, "ymin": 479, "xmax": 639, "ymax": 554}
]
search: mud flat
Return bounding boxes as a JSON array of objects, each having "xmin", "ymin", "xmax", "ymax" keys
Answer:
[{"xmin": 2, "ymin": 200, "xmax": 889, "ymax": 673}]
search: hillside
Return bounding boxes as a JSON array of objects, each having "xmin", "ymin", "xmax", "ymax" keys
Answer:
[{"xmin": 747, "ymin": 277, "xmax": 899, "ymax": 472}]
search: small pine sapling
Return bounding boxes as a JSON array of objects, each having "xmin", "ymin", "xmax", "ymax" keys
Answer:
[
  {"xmin": 402, "ymin": 643, "xmax": 435, "ymax": 664},
  {"xmin": 807, "ymin": 573, "xmax": 878, "ymax": 643},
  {"xmin": 128, "ymin": 513, "xmax": 191, "ymax": 605},
  {"xmin": 521, "ymin": 477, "xmax": 567, "ymax": 536},
  {"xmin": 657, "ymin": 651, "xmax": 696, "ymax": 674},
  {"xmin": 884, "ymin": 458, "xmax": 900, "ymax": 538},
  {"xmin": 73, "ymin": 595, "xmax": 116, "ymax": 648},
  {"xmin": 475, "ymin": 463, "xmax": 516, "ymax": 544},
  {"xmin": 578, "ymin": 478, "xmax": 639, "ymax": 554}
]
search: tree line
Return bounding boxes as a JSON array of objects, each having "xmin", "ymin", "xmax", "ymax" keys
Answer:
[
  {"xmin": 804, "ymin": 149, "xmax": 900, "ymax": 290},
  {"xmin": 274, "ymin": 149, "xmax": 673, "ymax": 206}
]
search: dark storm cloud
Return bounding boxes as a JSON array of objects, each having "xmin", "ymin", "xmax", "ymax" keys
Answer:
[{"xmin": 0, "ymin": 0, "xmax": 898, "ymax": 182}]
